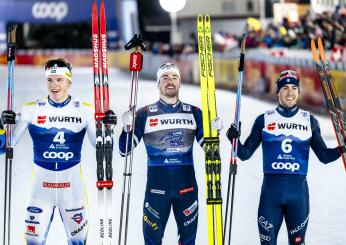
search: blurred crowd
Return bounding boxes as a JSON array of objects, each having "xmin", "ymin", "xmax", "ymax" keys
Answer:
[
  {"xmin": 146, "ymin": 5, "xmax": 346, "ymax": 55},
  {"xmin": 243, "ymin": 5, "xmax": 346, "ymax": 50}
]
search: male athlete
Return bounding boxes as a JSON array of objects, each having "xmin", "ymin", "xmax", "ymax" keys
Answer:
[
  {"xmin": 0, "ymin": 58, "xmax": 116, "ymax": 245},
  {"xmin": 226, "ymin": 69, "xmax": 345, "ymax": 245}
]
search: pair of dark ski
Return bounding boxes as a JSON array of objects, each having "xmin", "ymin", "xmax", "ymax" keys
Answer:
[{"xmin": 311, "ymin": 38, "xmax": 346, "ymax": 167}]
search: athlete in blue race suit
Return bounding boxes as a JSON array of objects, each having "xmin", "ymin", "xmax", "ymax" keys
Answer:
[
  {"xmin": 226, "ymin": 70, "xmax": 345, "ymax": 245},
  {"xmin": 119, "ymin": 63, "xmax": 204, "ymax": 245},
  {"xmin": 0, "ymin": 58, "xmax": 116, "ymax": 245}
]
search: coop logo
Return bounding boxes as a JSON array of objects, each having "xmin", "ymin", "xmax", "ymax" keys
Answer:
[
  {"xmin": 37, "ymin": 116, "xmax": 46, "ymax": 124},
  {"xmin": 43, "ymin": 151, "xmax": 74, "ymax": 160},
  {"xmin": 271, "ymin": 162, "xmax": 300, "ymax": 172},
  {"xmin": 32, "ymin": 2, "xmax": 68, "ymax": 22}
]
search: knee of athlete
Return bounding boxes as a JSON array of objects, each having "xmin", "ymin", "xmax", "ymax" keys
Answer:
[
  {"xmin": 25, "ymin": 232, "xmax": 45, "ymax": 245},
  {"xmin": 289, "ymin": 236, "xmax": 305, "ymax": 245},
  {"xmin": 143, "ymin": 215, "xmax": 162, "ymax": 245},
  {"xmin": 66, "ymin": 211, "xmax": 89, "ymax": 240},
  {"xmin": 258, "ymin": 216, "xmax": 275, "ymax": 243},
  {"xmin": 143, "ymin": 213, "xmax": 160, "ymax": 233}
]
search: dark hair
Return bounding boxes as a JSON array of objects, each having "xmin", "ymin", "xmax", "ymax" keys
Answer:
[{"xmin": 45, "ymin": 58, "xmax": 72, "ymax": 73}]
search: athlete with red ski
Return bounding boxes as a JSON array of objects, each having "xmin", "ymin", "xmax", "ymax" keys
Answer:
[{"xmin": 0, "ymin": 58, "xmax": 116, "ymax": 245}]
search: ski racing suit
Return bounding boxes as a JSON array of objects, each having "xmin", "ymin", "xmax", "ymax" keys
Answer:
[
  {"xmin": 0, "ymin": 96, "xmax": 95, "ymax": 245},
  {"xmin": 119, "ymin": 99, "xmax": 204, "ymax": 245},
  {"xmin": 236, "ymin": 105, "xmax": 341, "ymax": 245}
]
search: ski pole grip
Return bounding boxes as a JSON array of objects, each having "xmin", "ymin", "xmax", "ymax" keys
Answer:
[
  {"xmin": 7, "ymin": 25, "xmax": 17, "ymax": 61},
  {"xmin": 238, "ymin": 34, "xmax": 246, "ymax": 72},
  {"xmin": 125, "ymin": 34, "xmax": 146, "ymax": 51},
  {"xmin": 129, "ymin": 53, "xmax": 143, "ymax": 71}
]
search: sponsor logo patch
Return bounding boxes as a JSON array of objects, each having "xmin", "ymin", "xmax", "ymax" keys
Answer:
[
  {"xmin": 27, "ymin": 206, "xmax": 43, "ymax": 214},
  {"xmin": 183, "ymin": 201, "xmax": 198, "ymax": 216},
  {"xmin": 71, "ymin": 213, "xmax": 83, "ymax": 224},
  {"xmin": 37, "ymin": 116, "xmax": 46, "ymax": 124},
  {"xmin": 149, "ymin": 118, "xmax": 158, "ymax": 127},
  {"xmin": 143, "ymin": 215, "xmax": 159, "ymax": 230},
  {"xmin": 267, "ymin": 122, "xmax": 276, "ymax": 130},
  {"xmin": 258, "ymin": 216, "xmax": 273, "ymax": 231},
  {"xmin": 179, "ymin": 187, "xmax": 194, "ymax": 195},
  {"xmin": 148, "ymin": 105, "xmax": 158, "ymax": 112},
  {"xmin": 150, "ymin": 189, "xmax": 165, "ymax": 195},
  {"xmin": 43, "ymin": 182, "xmax": 71, "ymax": 188}
]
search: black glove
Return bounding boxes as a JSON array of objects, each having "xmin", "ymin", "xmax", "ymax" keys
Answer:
[
  {"xmin": 226, "ymin": 122, "xmax": 241, "ymax": 142},
  {"xmin": 339, "ymin": 145, "xmax": 346, "ymax": 154},
  {"xmin": 1, "ymin": 110, "xmax": 16, "ymax": 125},
  {"xmin": 103, "ymin": 110, "xmax": 117, "ymax": 125}
]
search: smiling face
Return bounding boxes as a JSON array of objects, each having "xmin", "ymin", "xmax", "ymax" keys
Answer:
[
  {"xmin": 46, "ymin": 75, "xmax": 71, "ymax": 103},
  {"xmin": 158, "ymin": 71, "xmax": 180, "ymax": 100},
  {"xmin": 278, "ymin": 84, "xmax": 299, "ymax": 108}
]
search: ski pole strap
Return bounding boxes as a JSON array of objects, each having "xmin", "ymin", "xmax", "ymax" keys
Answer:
[
  {"xmin": 340, "ymin": 145, "xmax": 346, "ymax": 154},
  {"xmin": 7, "ymin": 25, "xmax": 17, "ymax": 61},
  {"xmin": 124, "ymin": 34, "xmax": 146, "ymax": 51}
]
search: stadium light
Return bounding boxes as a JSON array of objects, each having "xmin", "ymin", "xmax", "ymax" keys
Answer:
[{"xmin": 159, "ymin": 0, "xmax": 187, "ymax": 45}]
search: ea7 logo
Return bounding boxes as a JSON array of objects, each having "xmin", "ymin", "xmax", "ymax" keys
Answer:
[
  {"xmin": 37, "ymin": 116, "xmax": 46, "ymax": 124},
  {"xmin": 259, "ymin": 216, "xmax": 273, "ymax": 231},
  {"xmin": 149, "ymin": 118, "xmax": 158, "ymax": 127}
]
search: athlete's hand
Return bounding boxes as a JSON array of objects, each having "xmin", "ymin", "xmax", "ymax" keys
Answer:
[
  {"xmin": 339, "ymin": 145, "xmax": 346, "ymax": 154},
  {"xmin": 226, "ymin": 122, "xmax": 241, "ymax": 143},
  {"xmin": 122, "ymin": 111, "xmax": 134, "ymax": 132},
  {"xmin": 211, "ymin": 117, "xmax": 223, "ymax": 133},
  {"xmin": 1, "ymin": 110, "xmax": 16, "ymax": 125},
  {"xmin": 103, "ymin": 110, "xmax": 117, "ymax": 125}
]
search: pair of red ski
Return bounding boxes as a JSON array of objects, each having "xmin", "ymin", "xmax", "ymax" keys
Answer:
[
  {"xmin": 311, "ymin": 38, "xmax": 346, "ymax": 169},
  {"xmin": 92, "ymin": 1, "xmax": 113, "ymax": 244},
  {"xmin": 92, "ymin": 1, "xmax": 145, "ymax": 245}
]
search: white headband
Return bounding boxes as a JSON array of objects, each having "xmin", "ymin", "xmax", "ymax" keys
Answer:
[
  {"xmin": 156, "ymin": 63, "xmax": 180, "ymax": 85},
  {"xmin": 45, "ymin": 66, "xmax": 72, "ymax": 81}
]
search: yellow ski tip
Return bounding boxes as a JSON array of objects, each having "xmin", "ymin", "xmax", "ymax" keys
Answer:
[
  {"xmin": 205, "ymin": 14, "xmax": 210, "ymax": 23},
  {"xmin": 318, "ymin": 37, "xmax": 327, "ymax": 62},
  {"xmin": 198, "ymin": 14, "xmax": 203, "ymax": 22},
  {"xmin": 311, "ymin": 39, "xmax": 320, "ymax": 64}
]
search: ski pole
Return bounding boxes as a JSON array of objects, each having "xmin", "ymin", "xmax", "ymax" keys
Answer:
[
  {"xmin": 223, "ymin": 34, "xmax": 246, "ymax": 245},
  {"xmin": 3, "ymin": 25, "xmax": 17, "ymax": 245},
  {"xmin": 118, "ymin": 34, "xmax": 145, "ymax": 245}
]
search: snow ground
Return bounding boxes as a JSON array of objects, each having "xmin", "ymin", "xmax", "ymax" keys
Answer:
[{"xmin": 0, "ymin": 66, "xmax": 345, "ymax": 245}]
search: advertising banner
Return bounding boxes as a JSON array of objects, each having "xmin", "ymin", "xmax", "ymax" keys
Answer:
[{"xmin": 0, "ymin": 0, "xmax": 117, "ymax": 24}]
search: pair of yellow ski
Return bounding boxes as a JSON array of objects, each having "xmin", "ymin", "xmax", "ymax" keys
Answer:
[{"xmin": 197, "ymin": 14, "xmax": 223, "ymax": 245}]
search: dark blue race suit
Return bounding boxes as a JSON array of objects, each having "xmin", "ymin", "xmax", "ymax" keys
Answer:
[
  {"xmin": 119, "ymin": 99, "xmax": 204, "ymax": 245},
  {"xmin": 236, "ymin": 105, "xmax": 341, "ymax": 245}
]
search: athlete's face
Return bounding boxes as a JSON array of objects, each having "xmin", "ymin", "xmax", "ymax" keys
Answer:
[
  {"xmin": 46, "ymin": 75, "xmax": 71, "ymax": 103},
  {"xmin": 158, "ymin": 71, "xmax": 180, "ymax": 98},
  {"xmin": 278, "ymin": 84, "xmax": 299, "ymax": 108}
]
